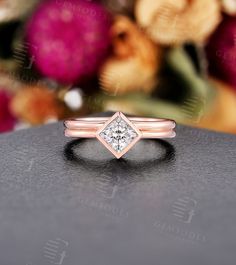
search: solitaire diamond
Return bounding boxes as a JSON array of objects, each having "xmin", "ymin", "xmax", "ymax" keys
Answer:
[
  {"xmin": 96, "ymin": 112, "xmax": 141, "ymax": 158},
  {"xmin": 100, "ymin": 117, "xmax": 137, "ymax": 152}
]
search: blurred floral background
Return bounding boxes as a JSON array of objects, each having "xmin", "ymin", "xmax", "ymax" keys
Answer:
[{"xmin": 1, "ymin": 0, "xmax": 236, "ymax": 134}]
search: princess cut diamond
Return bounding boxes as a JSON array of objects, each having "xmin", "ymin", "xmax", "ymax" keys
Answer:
[{"xmin": 96, "ymin": 112, "xmax": 141, "ymax": 158}]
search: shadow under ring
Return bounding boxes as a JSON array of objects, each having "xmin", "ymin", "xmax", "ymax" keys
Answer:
[{"xmin": 63, "ymin": 138, "xmax": 176, "ymax": 171}]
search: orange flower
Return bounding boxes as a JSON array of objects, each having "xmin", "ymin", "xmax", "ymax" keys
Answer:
[
  {"xmin": 135, "ymin": 0, "xmax": 221, "ymax": 45},
  {"xmin": 195, "ymin": 78, "xmax": 236, "ymax": 134},
  {"xmin": 99, "ymin": 15, "xmax": 161, "ymax": 95},
  {"xmin": 11, "ymin": 85, "xmax": 65, "ymax": 125}
]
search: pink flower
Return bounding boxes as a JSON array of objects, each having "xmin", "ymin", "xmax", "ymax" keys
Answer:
[
  {"xmin": 26, "ymin": 0, "xmax": 112, "ymax": 84},
  {"xmin": 0, "ymin": 90, "xmax": 16, "ymax": 133},
  {"xmin": 206, "ymin": 15, "xmax": 236, "ymax": 91}
]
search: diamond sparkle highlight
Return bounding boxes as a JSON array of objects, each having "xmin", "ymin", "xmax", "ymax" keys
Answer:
[
  {"xmin": 96, "ymin": 112, "xmax": 142, "ymax": 158},
  {"xmin": 99, "ymin": 116, "xmax": 138, "ymax": 153}
]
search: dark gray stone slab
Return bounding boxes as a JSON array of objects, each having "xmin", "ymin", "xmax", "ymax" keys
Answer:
[{"xmin": 0, "ymin": 115, "xmax": 235, "ymax": 265}]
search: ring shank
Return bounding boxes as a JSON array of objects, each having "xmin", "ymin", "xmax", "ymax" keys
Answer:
[
  {"xmin": 65, "ymin": 116, "xmax": 176, "ymax": 139},
  {"xmin": 65, "ymin": 117, "xmax": 175, "ymax": 129},
  {"xmin": 65, "ymin": 128, "xmax": 176, "ymax": 139}
]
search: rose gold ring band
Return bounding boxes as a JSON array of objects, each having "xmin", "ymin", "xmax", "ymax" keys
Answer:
[
  {"xmin": 65, "ymin": 120, "xmax": 175, "ymax": 130},
  {"xmin": 64, "ymin": 112, "xmax": 176, "ymax": 159},
  {"xmin": 65, "ymin": 128, "xmax": 176, "ymax": 139},
  {"xmin": 65, "ymin": 117, "xmax": 176, "ymax": 138}
]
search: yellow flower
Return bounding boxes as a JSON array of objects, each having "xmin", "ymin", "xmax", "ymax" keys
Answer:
[
  {"xmin": 99, "ymin": 15, "xmax": 161, "ymax": 95},
  {"xmin": 135, "ymin": 0, "xmax": 221, "ymax": 45},
  {"xmin": 0, "ymin": 0, "xmax": 39, "ymax": 22},
  {"xmin": 222, "ymin": 0, "xmax": 236, "ymax": 15}
]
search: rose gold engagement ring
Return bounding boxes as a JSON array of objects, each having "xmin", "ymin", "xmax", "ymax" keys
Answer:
[{"xmin": 64, "ymin": 112, "xmax": 176, "ymax": 159}]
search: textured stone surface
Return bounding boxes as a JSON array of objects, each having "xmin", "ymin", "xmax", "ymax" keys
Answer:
[{"xmin": 0, "ymin": 114, "xmax": 236, "ymax": 265}]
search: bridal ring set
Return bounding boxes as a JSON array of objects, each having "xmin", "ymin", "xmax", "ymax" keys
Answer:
[{"xmin": 64, "ymin": 112, "xmax": 176, "ymax": 159}]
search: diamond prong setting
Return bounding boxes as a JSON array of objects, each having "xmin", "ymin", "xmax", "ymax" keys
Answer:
[{"xmin": 96, "ymin": 112, "xmax": 142, "ymax": 159}]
